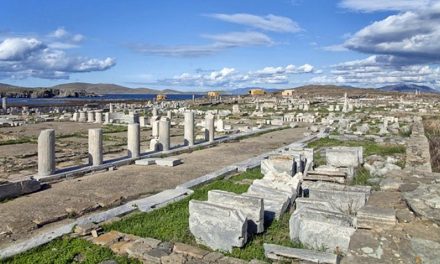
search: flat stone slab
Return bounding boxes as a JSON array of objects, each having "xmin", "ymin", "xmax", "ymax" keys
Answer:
[
  {"xmin": 189, "ymin": 200, "xmax": 248, "ymax": 252},
  {"xmin": 264, "ymin": 243, "xmax": 338, "ymax": 264},
  {"xmin": 155, "ymin": 158, "xmax": 182, "ymax": 167},
  {"xmin": 130, "ymin": 188, "xmax": 194, "ymax": 212},
  {"xmin": 308, "ymin": 188, "xmax": 367, "ymax": 215},
  {"xmin": 134, "ymin": 159, "xmax": 156, "ymax": 166},
  {"xmin": 208, "ymin": 190, "xmax": 264, "ymax": 234},
  {"xmin": 261, "ymin": 155, "xmax": 295, "ymax": 176},
  {"xmin": 0, "ymin": 178, "xmax": 41, "ymax": 201},
  {"xmin": 403, "ymin": 183, "xmax": 440, "ymax": 224},
  {"xmin": 356, "ymin": 206, "xmax": 396, "ymax": 229},
  {"xmin": 295, "ymin": 198, "xmax": 338, "ymax": 213}
]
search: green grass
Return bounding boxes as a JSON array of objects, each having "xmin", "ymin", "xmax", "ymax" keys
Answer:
[
  {"xmin": 3, "ymin": 237, "xmax": 140, "ymax": 264},
  {"xmin": 103, "ymin": 168, "xmax": 302, "ymax": 261},
  {"xmin": 0, "ymin": 136, "xmax": 35, "ymax": 146},
  {"xmin": 308, "ymin": 137, "xmax": 406, "ymax": 157},
  {"xmin": 102, "ymin": 124, "xmax": 128, "ymax": 134},
  {"xmin": 309, "ymin": 137, "xmax": 405, "ymax": 188}
]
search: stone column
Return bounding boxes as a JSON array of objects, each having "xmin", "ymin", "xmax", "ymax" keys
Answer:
[
  {"xmin": 72, "ymin": 112, "xmax": 79, "ymax": 122},
  {"xmin": 95, "ymin": 111, "xmax": 103, "ymax": 124},
  {"xmin": 109, "ymin": 103, "xmax": 114, "ymax": 113},
  {"xmin": 184, "ymin": 111, "xmax": 194, "ymax": 146},
  {"xmin": 167, "ymin": 110, "xmax": 172, "ymax": 119},
  {"xmin": 205, "ymin": 114, "xmax": 215, "ymax": 142},
  {"xmin": 88, "ymin": 128, "xmax": 103, "ymax": 166},
  {"xmin": 127, "ymin": 123, "xmax": 140, "ymax": 158},
  {"xmin": 150, "ymin": 116, "xmax": 160, "ymax": 138},
  {"xmin": 104, "ymin": 112, "xmax": 110, "ymax": 124},
  {"xmin": 38, "ymin": 129, "xmax": 55, "ymax": 177},
  {"xmin": 87, "ymin": 111, "xmax": 95, "ymax": 123},
  {"xmin": 152, "ymin": 107, "xmax": 158, "ymax": 116},
  {"xmin": 79, "ymin": 111, "xmax": 86, "ymax": 122},
  {"xmin": 2, "ymin": 97, "xmax": 7, "ymax": 110},
  {"xmin": 159, "ymin": 117, "xmax": 170, "ymax": 151}
]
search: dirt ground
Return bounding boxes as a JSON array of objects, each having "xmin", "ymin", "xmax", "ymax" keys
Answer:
[
  {"xmin": 0, "ymin": 121, "xmax": 222, "ymax": 180},
  {"xmin": 0, "ymin": 126, "xmax": 308, "ymax": 246}
]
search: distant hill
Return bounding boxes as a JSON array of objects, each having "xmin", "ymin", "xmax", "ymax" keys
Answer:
[
  {"xmin": 378, "ymin": 84, "xmax": 439, "ymax": 94},
  {"xmin": 223, "ymin": 87, "xmax": 281, "ymax": 95},
  {"xmin": 0, "ymin": 82, "xmax": 185, "ymax": 98}
]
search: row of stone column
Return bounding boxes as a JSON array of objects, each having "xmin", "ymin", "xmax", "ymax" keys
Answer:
[
  {"xmin": 73, "ymin": 111, "xmax": 109, "ymax": 123},
  {"xmin": 37, "ymin": 111, "xmax": 216, "ymax": 177}
]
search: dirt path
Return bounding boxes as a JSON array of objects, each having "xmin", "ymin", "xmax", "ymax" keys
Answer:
[{"xmin": 0, "ymin": 126, "xmax": 307, "ymax": 246}]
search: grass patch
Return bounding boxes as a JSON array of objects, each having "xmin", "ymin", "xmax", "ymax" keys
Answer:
[
  {"xmin": 0, "ymin": 136, "xmax": 35, "ymax": 146},
  {"xmin": 308, "ymin": 137, "xmax": 405, "ymax": 157},
  {"xmin": 3, "ymin": 237, "xmax": 140, "ymax": 264},
  {"xmin": 102, "ymin": 124, "xmax": 128, "ymax": 134},
  {"xmin": 103, "ymin": 167, "xmax": 301, "ymax": 261}
]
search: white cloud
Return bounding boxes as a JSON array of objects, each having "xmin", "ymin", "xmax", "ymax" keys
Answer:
[
  {"xmin": 341, "ymin": 3, "xmax": 440, "ymax": 66},
  {"xmin": 339, "ymin": 0, "xmax": 434, "ymax": 12},
  {"xmin": 131, "ymin": 31, "xmax": 274, "ymax": 57},
  {"xmin": 0, "ymin": 36, "xmax": 115, "ymax": 80},
  {"xmin": 308, "ymin": 55, "xmax": 440, "ymax": 88},
  {"xmin": 154, "ymin": 64, "xmax": 315, "ymax": 88},
  {"xmin": 207, "ymin": 13, "xmax": 301, "ymax": 33}
]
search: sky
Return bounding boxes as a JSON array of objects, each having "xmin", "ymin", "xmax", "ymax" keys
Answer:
[{"xmin": 0, "ymin": 0, "xmax": 439, "ymax": 91}]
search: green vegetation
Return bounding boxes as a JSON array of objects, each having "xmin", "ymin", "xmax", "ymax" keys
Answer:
[
  {"xmin": 308, "ymin": 137, "xmax": 406, "ymax": 188},
  {"xmin": 3, "ymin": 237, "xmax": 140, "ymax": 264},
  {"xmin": 103, "ymin": 168, "xmax": 300, "ymax": 261},
  {"xmin": 0, "ymin": 136, "xmax": 35, "ymax": 146},
  {"xmin": 102, "ymin": 124, "xmax": 128, "ymax": 134},
  {"xmin": 308, "ymin": 137, "xmax": 405, "ymax": 157}
]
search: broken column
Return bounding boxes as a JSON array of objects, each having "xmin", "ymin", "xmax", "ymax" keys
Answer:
[
  {"xmin": 38, "ymin": 129, "xmax": 56, "ymax": 177},
  {"xmin": 109, "ymin": 103, "xmax": 114, "ymax": 113},
  {"xmin": 205, "ymin": 114, "xmax": 215, "ymax": 142},
  {"xmin": 158, "ymin": 117, "xmax": 170, "ymax": 151},
  {"xmin": 87, "ymin": 111, "xmax": 95, "ymax": 123},
  {"xmin": 2, "ymin": 97, "xmax": 6, "ymax": 111},
  {"xmin": 184, "ymin": 111, "xmax": 195, "ymax": 146},
  {"xmin": 88, "ymin": 128, "xmax": 103, "ymax": 166},
  {"xmin": 127, "ymin": 123, "xmax": 140, "ymax": 158},
  {"xmin": 104, "ymin": 112, "xmax": 110, "ymax": 124},
  {"xmin": 79, "ymin": 111, "xmax": 86, "ymax": 122},
  {"xmin": 95, "ymin": 111, "xmax": 103, "ymax": 124}
]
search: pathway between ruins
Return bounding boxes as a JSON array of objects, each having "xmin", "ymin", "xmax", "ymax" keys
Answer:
[{"xmin": 0, "ymin": 126, "xmax": 307, "ymax": 247}]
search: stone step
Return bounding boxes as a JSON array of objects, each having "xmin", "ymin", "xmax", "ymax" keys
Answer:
[{"xmin": 356, "ymin": 206, "xmax": 397, "ymax": 229}]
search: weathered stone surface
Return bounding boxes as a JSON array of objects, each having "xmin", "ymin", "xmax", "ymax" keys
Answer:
[
  {"xmin": 379, "ymin": 177, "xmax": 403, "ymax": 191},
  {"xmin": 308, "ymin": 188, "xmax": 367, "ymax": 215},
  {"xmin": 356, "ymin": 206, "xmax": 396, "ymax": 229},
  {"xmin": 173, "ymin": 242, "xmax": 209, "ymax": 258},
  {"xmin": 0, "ymin": 178, "xmax": 41, "ymax": 201},
  {"xmin": 403, "ymin": 183, "xmax": 440, "ymax": 224},
  {"xmin": 245, "ymin": 184, "xmax": 290, "ymax": 220},
  {"xmin": 131, "ymin": 188, "xmax": 193, "ymax": 212},
  {"xmin": 161, "ymin": 253, "xmax": 187, "ymax": 264},
  {"xmin": 290, "ymin": 207, "xmax": 353, "ymax": 243},
  {"xmin": 203, "ymin": 252, "xmax": 224, "ymax": 262},
  {"xmin": 304, "ymin": 181, "xmax": 371, "ymax": 199},
  {"xmin": 410, "ymin": 238, "xmax": 440, "ymax": 264},
  {"xmin": 326, "ymin": 147, "xmax": 363, "ymax": 168},
  {"xmin": 134, "ymin": 158, "xmax": 156, "ymax": 166},
  {"xmin": 155, "ymin": 158, "xmax": 182, "ymax": 167},
  {"xmin": 189, "ymin": 200, "xmax": 248, "ymax": 252},
  {"xmin": 292, "ymin": 218, "xmax": 355, "ymax": 253},
  {"xmin": 217, "ymin": 256, "xmax": 248, "ymax": 264},
  {"xmin": 208, "ymin": 190, "xmax": 264, "ymax": 234},
  {"xmin": 252, "ymin": 178, "xmax": 297, "ymax": 199},
  {"xmin": 92, "ymin": 231, "xmax": 123, "ymax": 246},
  {"xmin": 261, "ymin": 155, "xmax": 295, "ymax": 176},
  {"xmin": 295, "ymin": 198, "xmax": 337, "ymax": 213},
  {"xmin": 264, "ymin": 243, "xmax": 338, "ymax": 264}
]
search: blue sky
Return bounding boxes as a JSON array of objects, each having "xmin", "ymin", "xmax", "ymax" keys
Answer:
[{"xmin": 0, "ymin": 0, "xmax": 439, "ymax": 90}]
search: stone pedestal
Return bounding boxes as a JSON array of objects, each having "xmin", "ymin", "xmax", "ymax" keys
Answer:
[
  {"xmin": 159, "ymin": 117, "xmax": 170, "ymax": 151},
  {"xmin": 79, "ymin": 111, "xmax": 86, "ymax": 122},
  {"xmin": 88, "ymin": 128, "xmax": 103, "ymax": 166},
  {"xmin": 87, "ymin": 111, "xmax": 95, "ymax": 123},
  {"xmin": 127, "ymin": 123, "xmax": 140, "ymax": 158},
  {"xmin": 38, "ymin": 129, "xmax": 55, "ymax": 177},
  {"xmin": 95, "ymin": 111, "xmax": 103, "ymax": 124},
  {"xmin": 184, "ymin": 111, "xmax": 195, "ymax": 146},
  {"xmin": 205, "ymin": 114, "xmax": 215, "ymax": 142}
]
